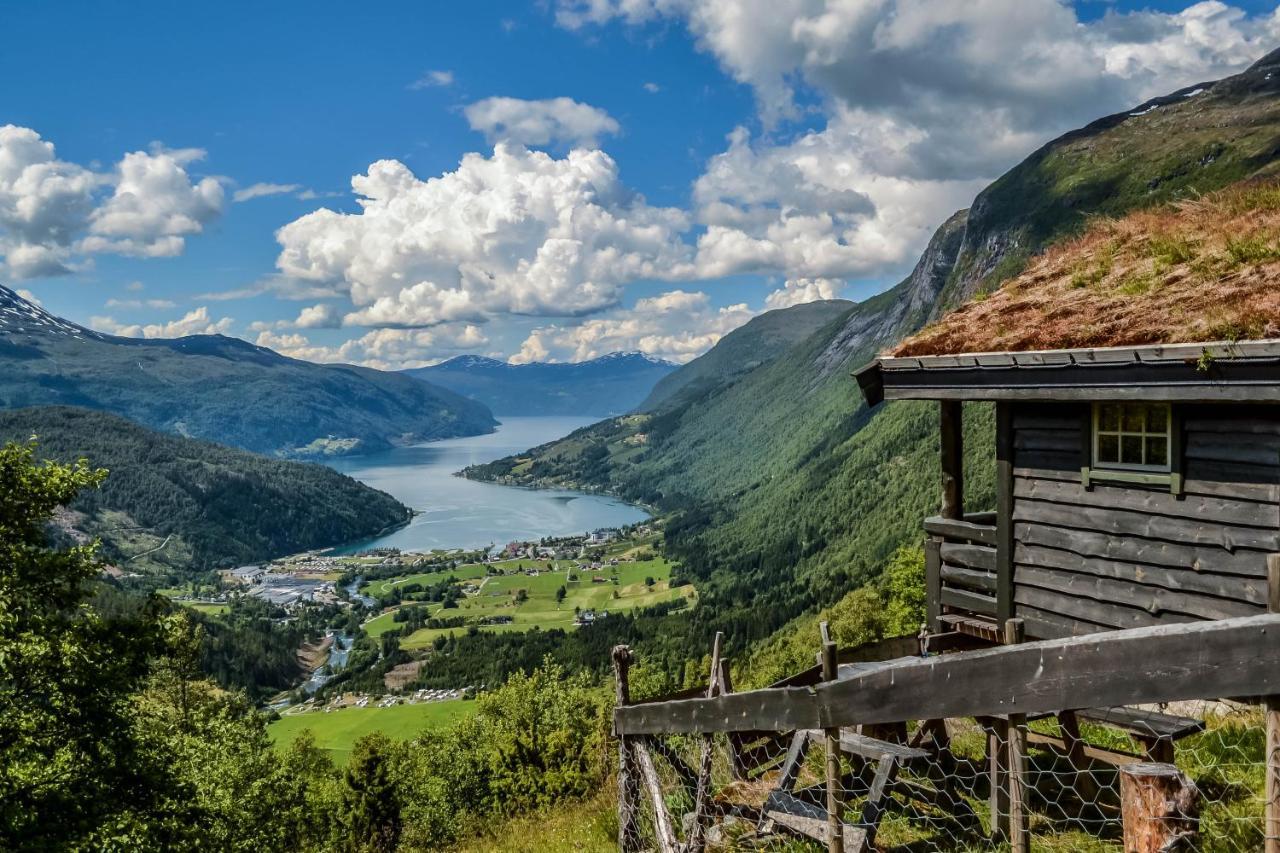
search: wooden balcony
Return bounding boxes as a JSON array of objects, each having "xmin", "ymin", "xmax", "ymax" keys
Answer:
[{"xmin": 924, "ymin": 512, "xmax": 1001, "ymax": 642}]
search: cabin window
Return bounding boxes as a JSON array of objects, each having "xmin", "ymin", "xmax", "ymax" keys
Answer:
[{"xmin": 1092, "ymin": 403, "xmax": 1171, "ymax": 472}]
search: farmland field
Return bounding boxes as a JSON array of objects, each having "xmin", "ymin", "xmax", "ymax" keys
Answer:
[
  {"xmin": 268, "ymin": 700, "xmax": 475, "ymax": 764},
  {"xmin": 360, "ymin": 547, "xmax": 694, "ymax": 648}
]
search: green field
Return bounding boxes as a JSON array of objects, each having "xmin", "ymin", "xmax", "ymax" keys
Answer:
[
  {"xmin": 389, "ymin": 556, "xmax": 692, "ymax": 649},
  {"xmin": 360, "ymin": 562, "xmax": 489, "ymax": 598},
  {"xmin": 182, "ymin": 601, "xmax": 229, "ymax": 616},
  {"xmin": 269, "ymin": 700, "xmax": 475, "ymax": 764}
]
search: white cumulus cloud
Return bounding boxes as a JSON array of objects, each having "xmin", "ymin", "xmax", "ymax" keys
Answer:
[
  {"xmin": 254, "ymin": 324, "xmax": 488, "ymax": 370},
  {"xmin": 275, "ymin": 143, "xmax": 693, "ymax": 329},
  {"xmin": 90, "ymin": 305, "xmax": 234, "ymax": 339},
  {"xmin": 409, "ymin": 69, "xmax": 455, "ymax": 89},
  {"xmin": 764, "ymin": 277, "xmax": 841, "ymax": 310},
  {"xmin": 511, "ymin": 289, "xmax": 755, "ymax": 364},
  {"xmin": 0, "ymin": 126, "xmax": 226, "ymax": 277},
  {"xmin": 463, "ymin": 97, "xmax": 621, "ymax": 148}
]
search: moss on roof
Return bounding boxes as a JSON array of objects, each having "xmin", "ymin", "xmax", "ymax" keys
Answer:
[{"xmin": 893, "ymin": 180, "xmax": 1280, "ymax": 357}]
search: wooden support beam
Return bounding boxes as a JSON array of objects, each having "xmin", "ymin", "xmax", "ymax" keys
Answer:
[
  {"xmin": 635, "ymin": 740, "xmax": 680, "ymax": 853},
  {"xmin": 1005, "ymin": 619, "xmax": 1029, "ymax": 853},
  {"xmin": 924, "ymin": 538, "xmax": 942, "ymax": 631},
  {"xmin": 995, "ymin": 401, "xmax": 1015, "ymax": 624},
  {"xmin": 613, "ymin": 645, "xmax": 639, "ymax": 852},
  {"xmin": 821, "ymin": 623, "xmax": 844, "ymax": 853},
  {"xmin": 688, "ymin": 631, "xmax": 723, "ymax": 852},
  {"xmin": 940, "ymin": 400, "xmax": 964, "ymax": 520},
  {"xmin": 1120, "ymin": 763, "xmax": 1200, "ymax": 852},
  {"xmin": 1267, "ymin": 555, "xmax": 1280, "ymax": 853}
]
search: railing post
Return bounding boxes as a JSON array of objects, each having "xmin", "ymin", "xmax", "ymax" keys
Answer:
[
  {"xmin": 1266, "ymin": 556, "xmax": 1280, "ymax": 853},
  {"xmin": 924, "ymin": 537, "xmax": 942, "ymax": 632},
  {"xmin": 1005, "ymin": 618, "xmax": 1029, "ymax": 853},
  {"xmin": 940, "ymin": 400, "xmax": 964, "ymax": 520},
  {"xmin": 688, "ymin": 631, "xmax": 724, "ymax": 852},
  {"xmin": 613, "ymin": 645, "xmax": 639, "ymax": 852},
  {"xmin": 821, "ymin": 622, "xmax": 844, "ymax": 853}
]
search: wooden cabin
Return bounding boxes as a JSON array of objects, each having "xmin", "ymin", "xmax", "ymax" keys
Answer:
[{"xmin": 855, "ymin": 339, "xmax": 1280, "ymax": 644}]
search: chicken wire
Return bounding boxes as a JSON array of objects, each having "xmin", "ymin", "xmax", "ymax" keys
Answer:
[{"xmin": 619, "ymin": 698, "xmax": 1270, "ymax": 852}]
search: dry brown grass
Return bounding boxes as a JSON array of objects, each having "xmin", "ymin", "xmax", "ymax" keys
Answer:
[{"xmin": 893, "ymin": 181, "xmax": 1280, "ymax": 357}]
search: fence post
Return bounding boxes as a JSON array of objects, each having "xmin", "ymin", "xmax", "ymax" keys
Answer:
[
  {"xmin": 940, "ymin": 400, "xmax": 964, "ymax": 520},
  {"xmin": 613, "ymin": 645, "xmax": 639, "ymax": 852},
  {"xmin": 688, "ymin": 631, "xmax": 724, "ymax": 852},
  {"xmin": 821, "ymin": 622, "xmax": 844, "ymax": 853},
  {"xmin": 1267, "ymin": 555, "xmax": 1280, "ymax": 853},
  {"xmin": 1005, "ymin": 618, "xmax": 1029, "ymax": 853}
]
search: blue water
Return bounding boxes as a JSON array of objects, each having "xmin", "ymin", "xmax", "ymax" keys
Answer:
[{"xmin": 325, "ymin": 416, "xmax": 648, "ymax": 553}]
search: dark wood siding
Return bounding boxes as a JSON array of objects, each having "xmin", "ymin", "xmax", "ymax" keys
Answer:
[{"xmin": 1009, "ymin": 403, "xmax": 1280, "ymax": 640}]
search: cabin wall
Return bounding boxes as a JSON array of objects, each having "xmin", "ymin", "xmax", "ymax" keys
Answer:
[{"xmin": 1009, "ymin": 402, "xmax": 1280, "ymax": 640}]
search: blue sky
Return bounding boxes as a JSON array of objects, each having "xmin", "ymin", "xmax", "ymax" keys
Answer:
[{"xmin": 3, "ymin": 0, "xmax": 1279, "ymax": 366}]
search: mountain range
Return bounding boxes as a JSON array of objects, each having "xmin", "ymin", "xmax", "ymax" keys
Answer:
[
  {"xmin": 0, "ymin": 287, "xmax": 496, "ymax": 457},
  {"xmin": 405, "ymin": 352, "xmax": 677, "ymax": 417},
  {"xmin": 465, "ymin": 51, "xmax": 1280, "ymax": 652}
]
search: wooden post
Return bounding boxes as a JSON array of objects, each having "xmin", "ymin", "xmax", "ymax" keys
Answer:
[
  {"xmin": 688, "ymin": 632, "xmax": 724, "ymax": 852},
  {"xmin": 1004, "ymin": 618, "xmax": 1029, "ymax": 853},
  {"xmin": 995, "ymin": 401, "xmax": 1015, "ymax": 624},
  {"xmin": 613, "ymin": 645, "xmax": 639, "ymax": 852},
  {"xmin": 719, "ymin": 658, "xmax": 748, "ymax": 781},
  {"xmin": 1266, "ymin": 555, "xmax": 1280, "ymax": 853},
  {"xmin": 1120, "ymin": 763, "xmax": 1199, "ymax": 852},
  {"xmin": 940, "ymin": 400, "xmax": 964, "ymax": 520},
  {"xmin": 923, "ymin": 537, "xmax": 942, "ymax": 632},
  {"xmin": 636, "ymin": 739, "xmax": 680, "ymax": 853},
  {"xmin": 820, "ymin": 622, "xmax": 844, "ymax": 853}
]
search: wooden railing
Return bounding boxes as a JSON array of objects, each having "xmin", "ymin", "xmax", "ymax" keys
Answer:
[
  {"xmin": 923, "ymin": 512, "xmax": 999, "ymax": 632},
  {"xmin": 615, "ymin": 612, "xmax": 1280, "ymax": 735}
]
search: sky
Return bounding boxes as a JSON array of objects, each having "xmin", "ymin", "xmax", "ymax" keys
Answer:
[{"xmin": 3, "ymin": 0, "xmax": 1280, "ymax": 368}]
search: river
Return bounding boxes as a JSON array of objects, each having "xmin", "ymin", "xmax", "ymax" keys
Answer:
[{"xmin": 324, "ymin": 416, "xmax": 648, "ymax": 553}]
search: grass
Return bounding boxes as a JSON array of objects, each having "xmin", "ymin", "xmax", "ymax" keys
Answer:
[
  {"xmin": 454, "ymin": 788, "xmax": 618, "ymax": 853},
  {"xmin": 181, "ymin": 601, "xmax": 229, "ymax": 616},
  {"xmin": 395, "ymin": 555, "xmax": 693, "ymax": 649},
  {"xmin": 894, "ymin": 179, "xmax": 1280, "ymax": 356},
  {"xmin": 268, "ymin": 700, "xmax": 475, "ymax": 765},
  {"xmin": 360, "ymin": 561, "xmax": 489, "ymax": 599}
]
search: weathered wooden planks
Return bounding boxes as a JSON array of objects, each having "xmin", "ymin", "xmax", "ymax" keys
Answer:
[
  {"xmin": 615, "ymin": 614, "xmax": 1280, "ymax": 735},
  {"xmin": 1016, "ymin": 542, "xmax": 1268, "ymax": 606},
  {"xmin": 1016, "ymin": 564, "xmax": 1262, "ymax": 622},
  {"xmin": 1013, "ymin": 497, "xmax": 1280, "ymax": 551},
  {"xmin": 1013, "ymin": 476, "xmax": 1279, "ymax": 528},
  {"xmin": 1015, "ymin": 522, "xmax": 1269, "ymax": 577},
  {"xmin": 940, "ymin": 541, "xmax": 996, "ymax": 571},
  {"xmin": 940, "ymin": 585, "xmax": 997, "ymax": 617},
  {"xmin": 941, "ymin": 564, "xmax": 997, "ymax": 594},
  {"xmin": 924, "ymin": 515, "xmax": 998, "ymax": 546},
  {"xmin": 1014, "ymin": 584, "xmax": 1195, "ymax": 633}
]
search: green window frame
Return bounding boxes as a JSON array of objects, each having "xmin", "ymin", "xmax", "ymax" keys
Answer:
[{"xmin": 1082, "ymin": 402, "xmax": 1183, "ymax": 494}]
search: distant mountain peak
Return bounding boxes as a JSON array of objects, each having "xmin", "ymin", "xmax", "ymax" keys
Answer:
[{"xmin": 0, "ymin": 284, "xmax": 103, "ymax": 342}]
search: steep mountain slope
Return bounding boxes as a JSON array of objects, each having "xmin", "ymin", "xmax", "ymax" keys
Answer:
[
  {"xmin": 466, "ymin": 55, "xmax": 1280, "ymax": 649},
  {"xmin": 0, "ymin": 406, "xmax": 410, "ymax": 574},
  {"xmin": 639, "ymin": 299, "xmax": 850, "ymax": 411},
  {"xmin": 0, "ymin": 286, "xmax": 496, "ymax": 457},
  {"xmin": 406, "ymin": 352, "xmax": 676, "ymax": 416}
]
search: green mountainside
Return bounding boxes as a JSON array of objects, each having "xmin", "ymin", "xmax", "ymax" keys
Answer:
[
  {"xmin": 0, "ymin": 286, "xmax": 496, "ymax": 457},
  {"xmin": 0, "ymin": 406, "xmax": 410, "ymax": 574},
  {"xmin": 639, "ymin": 299, "xmax": 851, "ymax": 412},
  {"xmin": 466, "ymin": 53, "xmax": 1280, "ymax": 651}
]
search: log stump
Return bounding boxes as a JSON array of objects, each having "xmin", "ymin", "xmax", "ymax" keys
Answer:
[{"xmin": 1119, "ymin": 762, "xmax": 1200, "ymax": 853}]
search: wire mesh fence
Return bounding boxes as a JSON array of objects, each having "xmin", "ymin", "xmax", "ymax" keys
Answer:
[
  {"xmin": 614, "ymin": 626, "xmax": 1279, "ymax": 853},
  {"xmin": 620, "ymin": 700, "xmax": 1269, "ymax": 851}
]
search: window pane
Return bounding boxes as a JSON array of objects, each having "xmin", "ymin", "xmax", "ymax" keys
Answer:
[
  {"xmin": 1122, "ymin": 404, "xmax": 1145, "ymax": 432},
  {"xmin": 1098, "ymin": 434, "xmax": 1119, "ymax": 463},
  {"xmin": 1146, "ymin": 436, "xmax": 1168, "ymax": 467},
  {"xmin": 1099, "ymin": 404, "xmax": 1121, "ymax": 431},
  {"xmin": 1121, "ymin": 435, "xmax": 1143, "ymax": 464},
  {"xmin": 1146, "ymin": 404, "xmax": 1168, "ymax": 433}
]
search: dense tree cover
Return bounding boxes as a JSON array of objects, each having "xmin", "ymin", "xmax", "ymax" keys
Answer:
[
  {"xmin": 0, "ymin": 406, "xmax": 411, "ymax": 572},
  {"xmin": 0, "ymin": 438, "xmax": 615, "ymax": 851}
]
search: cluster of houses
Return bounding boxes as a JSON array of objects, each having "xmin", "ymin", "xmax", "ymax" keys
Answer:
[{"xmin": 222, "ymin": 563, "xmax": 337, "ymax": 609}]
